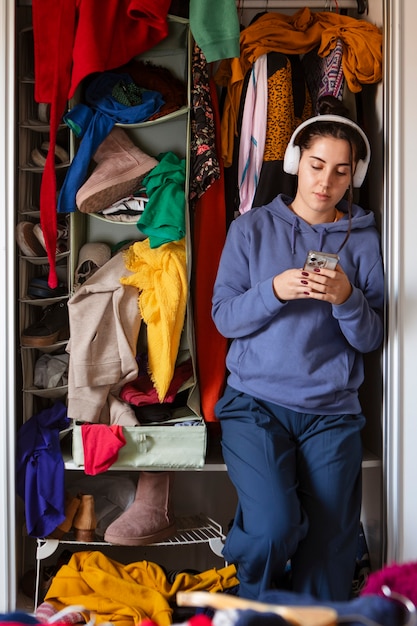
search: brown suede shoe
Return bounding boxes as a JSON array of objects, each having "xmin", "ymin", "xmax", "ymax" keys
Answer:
[{"xmin": 48, "ymin": 492, "xmax": 80, "ymax": 539}]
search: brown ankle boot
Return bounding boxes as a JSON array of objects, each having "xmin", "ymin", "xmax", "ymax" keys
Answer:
[
  {"xmin": 48, "ymin": 492, "xmax": 80, "ymax": 539},
  {"xmin": 72, "ymin": 494, "xmax": 97, "ymax": 542},
  {"xmin": 104, "ymin": 471, "xmax": 176, "ymax": 546},
  {"xmin": 76, "ymin": 127, "xmax": 158, "ymax": 214}
]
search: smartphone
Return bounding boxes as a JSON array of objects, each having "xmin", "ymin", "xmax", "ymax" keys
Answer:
[{"xmin": 303, "ymin": 250, "xmax": 339, "ymax": 271}]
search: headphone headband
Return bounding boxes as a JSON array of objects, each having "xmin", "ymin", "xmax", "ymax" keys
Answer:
[{"xmin": 283, "ymin": 114, "xmax": 371, "ymax": 188}]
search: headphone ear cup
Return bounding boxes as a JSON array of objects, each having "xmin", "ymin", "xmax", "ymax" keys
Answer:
[
  {"xmin": 283, "ymin": 144, "xmax": 301, "ymax": 175},
  {"xmin": 352, "ymin": 159, "xmax": 367, "ymax": 188}
]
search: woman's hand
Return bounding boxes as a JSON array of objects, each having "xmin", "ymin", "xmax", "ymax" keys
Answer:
[{"xmin": 273, "ymin": 265, "xmax": 352, "ymax": 304}]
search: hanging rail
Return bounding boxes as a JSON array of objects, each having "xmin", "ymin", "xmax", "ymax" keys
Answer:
[{"xmin": 236, "ymin": 1, "xmax": 359, "ymax": 9}]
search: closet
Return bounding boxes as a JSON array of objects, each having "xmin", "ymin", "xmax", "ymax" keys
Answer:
[{"xmin": 10, "ymin": 0, "xmax": 386, "ymax": 613}]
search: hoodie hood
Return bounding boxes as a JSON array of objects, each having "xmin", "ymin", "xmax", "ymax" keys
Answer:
[{"xmin": 265, "ymin": 193, "xmax": 377, "ymax": 254}]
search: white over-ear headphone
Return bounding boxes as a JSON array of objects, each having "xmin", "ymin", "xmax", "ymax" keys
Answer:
[{"xmin": 283, "ymin": 114, "xmax": 371, "ymax": 188}]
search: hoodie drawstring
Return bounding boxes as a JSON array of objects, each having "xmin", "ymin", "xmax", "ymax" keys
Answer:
[
  {"xmin": 290, "ymin": 214, "xmax": 332, "ymax": 254},
  {"xmin": 318, "ymin": 229, "xmax": 325, "ymax": 251}
]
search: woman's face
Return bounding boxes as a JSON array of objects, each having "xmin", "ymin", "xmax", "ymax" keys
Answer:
[{"xmin": 292, "ymin": 135, "xmax": 354, "ymax": 223}]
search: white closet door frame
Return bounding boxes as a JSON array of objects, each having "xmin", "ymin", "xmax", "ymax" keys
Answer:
[{"xmin": 0, "ymin": 0, "xmax": 17, "ymax": 611}]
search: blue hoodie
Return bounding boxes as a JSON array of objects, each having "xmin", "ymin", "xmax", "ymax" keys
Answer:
[{"xmin": 212, "ymin": 194, "xmax": 384, "ymax": 415}]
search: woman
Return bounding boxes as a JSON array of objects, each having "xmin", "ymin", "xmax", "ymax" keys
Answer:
[{"xmin": 212, "ymin": 98, "xmax": 384, "ymax": 602}]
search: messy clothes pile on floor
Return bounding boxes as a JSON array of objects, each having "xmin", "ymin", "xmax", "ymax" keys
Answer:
[{"xmin": 35, "ymin": 552, "xmax": 238, "ymax": 626}]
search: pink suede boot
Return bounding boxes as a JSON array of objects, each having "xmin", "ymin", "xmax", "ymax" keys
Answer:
[
  {"xmin": 104, "ymin": 471, "xmax": 176, "ymax": 546},
  {"xmin": 76, "ymin": 126, "xmax": 158, "ymax": 214}
]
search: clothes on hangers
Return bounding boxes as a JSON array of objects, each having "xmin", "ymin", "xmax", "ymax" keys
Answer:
[
  {"xmin": 224, "ymin": 51, "xmax": 311, "ymax": 217},
  {"xmin": 238, "ymin": 55, "xmax": 268, "ymax": 214},
  {"xmin": 190, "ymin": 43, "xmax": 221, "ymax": 202},
  {"xmin": 251, "ymin": 53, "xmax": 312, "ymax": 209},
  {"xmin": 301, "ymin": 39, "xmax": 345, "ymax": 114},
  {"xmin": 215, "ymin": 8, "xmax": 382, "ymax": 167}
]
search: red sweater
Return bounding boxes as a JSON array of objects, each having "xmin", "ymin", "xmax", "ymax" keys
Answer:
[{"xmin": 32, "ymin": 0, "xmax": 171, "ymax": 286}]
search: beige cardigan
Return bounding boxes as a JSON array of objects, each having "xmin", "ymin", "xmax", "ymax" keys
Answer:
[{"xmin": 66, "ymin": 251, "xmax": 141, "ymax": 425}]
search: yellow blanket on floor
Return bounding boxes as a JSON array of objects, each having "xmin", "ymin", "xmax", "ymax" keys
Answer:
[
  {"xmin": 121, "ymin": 238, "xmax": 187, "ymax": 402},
  {"xmin": 44, "ymin": 551, "xmax": 239, "ymax": 626}
]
